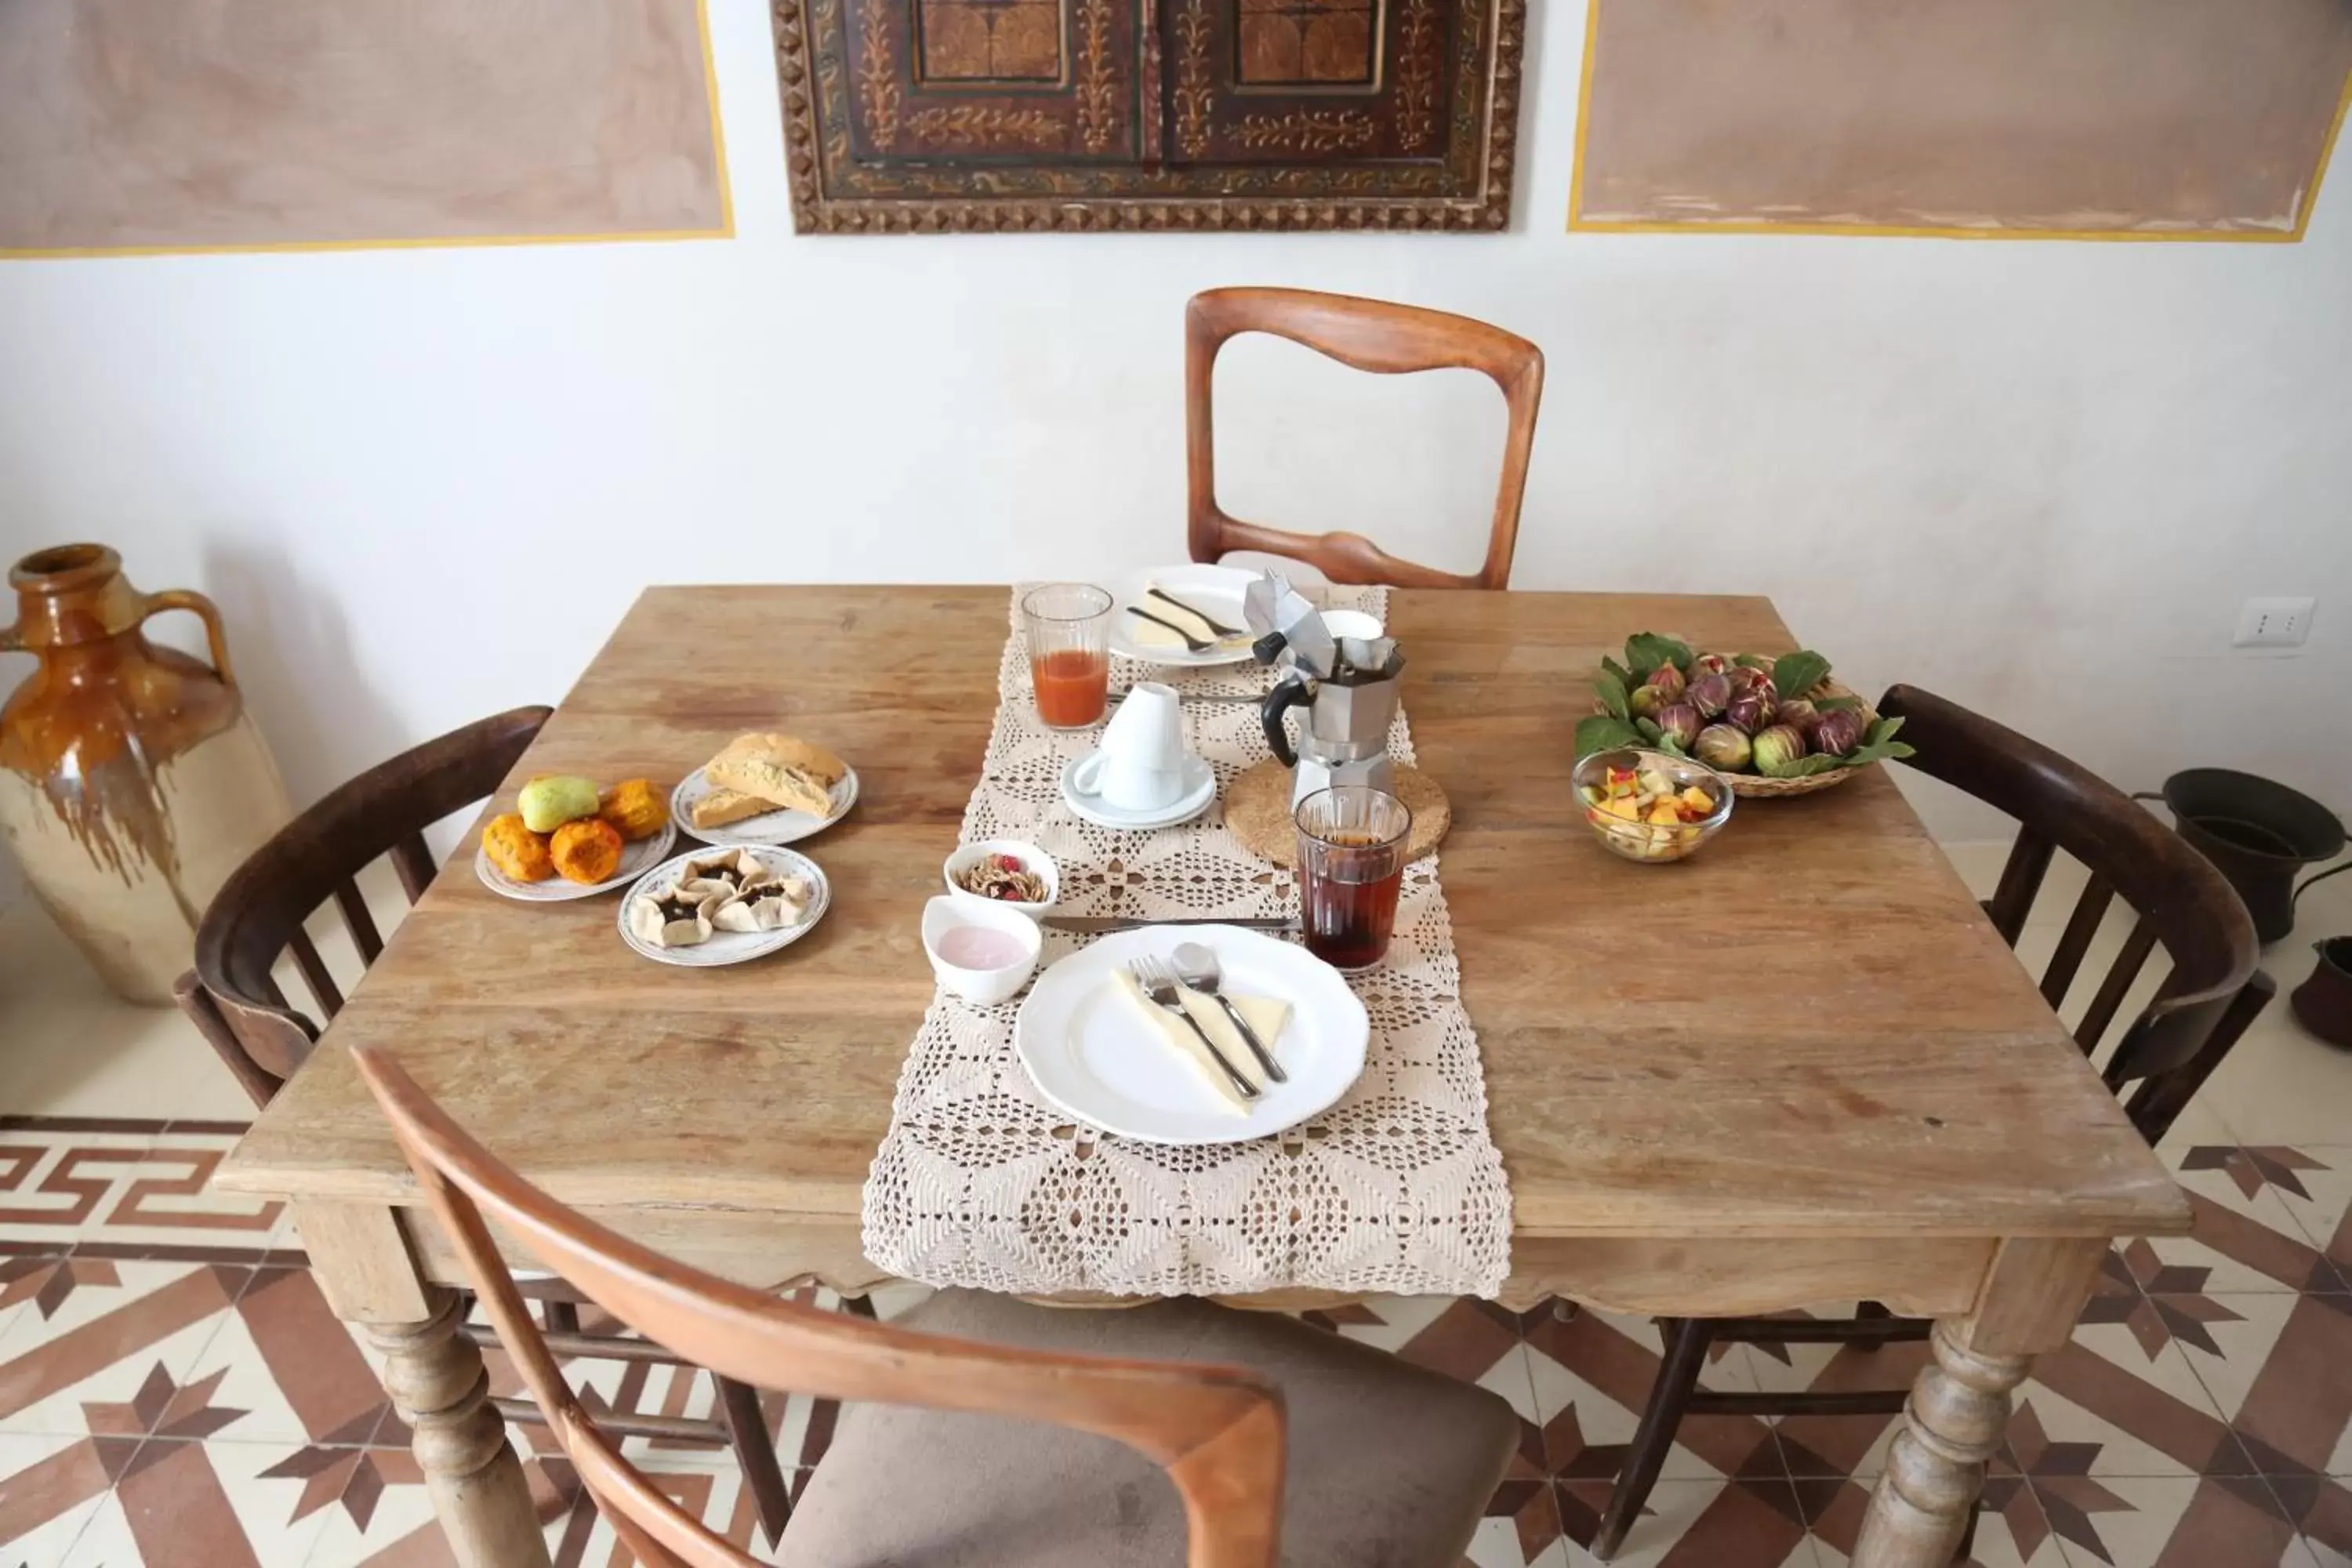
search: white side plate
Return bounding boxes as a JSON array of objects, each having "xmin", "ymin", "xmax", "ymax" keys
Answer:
[
  {"xmin": 1109, "ymin": 564, "xmax": 1259, "ymax": 668},
  {"xmin": 1014, "ymin": 924, "xmax": 1367, "ymax": 1145},
  {"xmin": 672, "ymin": 765, "xmax": 859, "ymax": 848},
  {"xmin": 476, "ymin": 821, "xmax": 677, "ymax": 902},
  {"xmin": 616, "ymin": 844, "xmax": 832, "ymax": 967}
]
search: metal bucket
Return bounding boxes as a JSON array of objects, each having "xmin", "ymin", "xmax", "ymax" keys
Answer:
[
  {"xmin": 2136, "ymin": 769, "xmax": 2347, "ymax": 945},
  {"xmin": 2293, "ymin": 937, "xmax": 2352, "ymax": 1049}
]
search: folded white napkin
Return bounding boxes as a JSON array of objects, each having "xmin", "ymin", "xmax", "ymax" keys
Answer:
[
  {"xmin": 1112, "ymin": 970, "xmax": 1291, "ymax": 1113},
  {"xmin": 1130, "ymin": 586, "xmax": 1246, "ymax": 650}
]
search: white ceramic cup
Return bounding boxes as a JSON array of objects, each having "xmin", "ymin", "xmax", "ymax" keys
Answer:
[
  {"xmin": 1318, "ymin": 609, "xmax": 1384, "ymax": 641},
  {"xmin": 1071, "ymin": 681, "xmax": 1186, "ymax": 813}
]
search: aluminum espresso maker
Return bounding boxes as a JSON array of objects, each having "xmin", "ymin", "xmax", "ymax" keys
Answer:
[{"xmin": 1244, "ymin": 572, "xmax": 1406, "ymax": 808}]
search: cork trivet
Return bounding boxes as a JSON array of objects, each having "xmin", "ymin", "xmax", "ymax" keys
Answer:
[{"xmin": 1224, "ymin": 759, "xmax": 1452, "ymax": 868}]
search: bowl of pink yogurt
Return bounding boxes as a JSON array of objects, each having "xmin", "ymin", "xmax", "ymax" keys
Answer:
[{"xmin": 921, "ymin": 895, "xmax": 1043, "ymax": 1006}]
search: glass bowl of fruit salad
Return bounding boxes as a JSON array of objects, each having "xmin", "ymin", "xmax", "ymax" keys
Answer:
[{"xmin": 1573, "ymin": 750, "xmax": 1734, "ymax": 864}]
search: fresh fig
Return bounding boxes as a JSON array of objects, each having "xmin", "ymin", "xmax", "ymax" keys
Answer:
[
  {"xmin": 1654, "ymin": 703, "xmax": 1701, "ymax": 750},
  {"xmin": 1751, "ymin": 724, "xmax": 1811, "ymax": 777},
  {"xmin": 1688, "ymin": 671, "xmax": 1733, "ymax": 719},
  {"xmin": 1725, "ymin": 691, "xmax": 1777, "ymax": 735},
  {"xmin": 1644, "ymin": 664, "xmax": 1687, "ymax": 702},
  {"xmin": 1694, "ymin": 723, "xmax": 1753, "ymax": 772},
  {"xmin": 1811, "ymin": 708, "xmax": 1865, "ymax": 758}
]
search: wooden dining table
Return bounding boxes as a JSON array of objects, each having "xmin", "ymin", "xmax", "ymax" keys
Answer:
[{"xmin": 216, "ymin": 583, "xmax": 2187, "ymax": 1568}]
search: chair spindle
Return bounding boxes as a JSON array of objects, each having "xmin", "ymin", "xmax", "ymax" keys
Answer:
[
  {"xmin": 2040, "ymin": 876, "xmax": 2115, "ymax": 1008},
  {"xmin": 2074, "ymin": 918, "xmax": 2159, "ymax": 1056},
  {"xmin": 1986, "ymin": 829, "xmax": 2056, "ymax": 945},
  {"xmin": 334, "ymin": 880, "xmax": 385, "ymax": 964},
  {"xmin": 390, "ymin": 832, "xmax": 437, "ymax": 902},
  {"xmin": 285, "ymin": 928, "xmax": 344, "ymax": 1020}
]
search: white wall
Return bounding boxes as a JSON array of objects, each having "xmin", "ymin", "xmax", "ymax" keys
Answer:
[{"xmin": 2, "ymin": 0, "xmax": 2347, "ymax": 845}]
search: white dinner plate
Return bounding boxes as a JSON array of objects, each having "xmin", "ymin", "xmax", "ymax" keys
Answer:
[
  {"xmin": 1059, "ymin": 753, "xmax": 1217, "ymax": 831},
  {"xmin": 1014, "ymin": 924, "xmax": 1368, "ymax": 1145},
  {"xmin": 1109, "ymin": 564, "xmax": 1259, "ymax": 668},
  {"xmin": 475, "ymin": 821, "xmax": 677, "ymax": 902},
  {"xmin": 615, "ymin": 844, "xmax": 831, "ymax": 967},
  {"xmin": 672, "ymin": 765, "xmax": 859, "ymax": 848}
]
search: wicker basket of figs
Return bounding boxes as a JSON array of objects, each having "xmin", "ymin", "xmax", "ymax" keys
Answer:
[{"xmin": 1577, "ymin": 633, "xmax": 1915, "ymax": 799}]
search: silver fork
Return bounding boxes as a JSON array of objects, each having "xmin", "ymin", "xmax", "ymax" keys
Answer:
[
  {"xmin": 1125, "ymin": 604, "xmax": 1214, "ymax": 653},
  {"xmin": 1129, "ymin": 956, "xmax": 1261, "ymax": 1102}
]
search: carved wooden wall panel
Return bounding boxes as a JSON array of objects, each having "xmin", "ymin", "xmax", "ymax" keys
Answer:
[{"xmin": 771, "ymin": 0, "xmax": 1521, "ymax": 231}]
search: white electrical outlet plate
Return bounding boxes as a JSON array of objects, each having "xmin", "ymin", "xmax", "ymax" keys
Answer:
[{"xmin": 2234, "ymin": 597, "xmax": 2316, "ymax": 648}]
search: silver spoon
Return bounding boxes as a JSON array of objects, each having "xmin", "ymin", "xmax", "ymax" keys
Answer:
[{"xmin": 1172, "ymin": 942, "xmax": 1287, "ymax": 1084}]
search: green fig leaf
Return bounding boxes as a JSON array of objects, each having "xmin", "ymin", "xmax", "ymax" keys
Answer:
[
  {"xmin": 1595, "ymin": 669, "xmax": 1632, "ymax": 720},
  {"xmin": 1763, "ymin": 753, "xmax": 1843, "ymax": 779},
  {"xmin": 1601, "ymin": 655, "xmax": 1634, "ymax": 689},
  {"xmin": 1655, "ymin": 733, "xmax": 1689, "ymax": 759},
  {"xmin": 1840, "ymin": 737, "xmax": 1916, "ymax": 768},
  {"xmin": 1773, "ymin": 650, "xmax": 1831, "ymax": 699},
  {"xmin": 1635, "ymin": 717, "xmax": 1663, "ymax": 742},
  {"xmin": 1813, "ymin": 695, "xmax": 1862, "ymax": 713},
  {"xmin": 1861, "ymin": 715, "xmax": 1905, "ymax": 747},
  {"xmin": 1575, "ymin": 715, "xmax": 1645, "ymax": 758},
  {"xmin": 1624, "ymin": 633, "xmax": 1693, "ymax": 679},
  {"xmin": 1733, "ymin": 653, "xmax": 1774, "ymax": 670}
]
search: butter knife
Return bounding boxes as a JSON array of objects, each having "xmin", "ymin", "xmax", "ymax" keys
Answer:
[{"xmin": 1044, "ymin": 915, "xmax": 1299, "ymax": 935}]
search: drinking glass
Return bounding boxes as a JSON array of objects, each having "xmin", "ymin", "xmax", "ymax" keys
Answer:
[
  {"xmin": 1022, "ymin": 583, "xmax": 1113, "ymax": 730},
  {"xmin": 1294, "ymin": 786, "xmax": 1412, "ymax": 971}
]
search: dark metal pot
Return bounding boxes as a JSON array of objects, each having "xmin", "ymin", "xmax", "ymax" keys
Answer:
[
  {"xmin": 2136, "ymin": 769, "xmax": 2347, "ymax": 945},
  {"xmin": 2293, "ymin": 938, "xmax": 2352, "ymax": 1050}
]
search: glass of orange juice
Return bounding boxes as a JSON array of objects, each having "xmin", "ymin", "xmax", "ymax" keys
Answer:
[{"xmin": 1022, "ymin": 583, "xmax": 1113, "ymax": 729}]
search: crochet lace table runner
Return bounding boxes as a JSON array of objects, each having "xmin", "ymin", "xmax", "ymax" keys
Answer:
[{"xmin": 860, "ymin": 586, "xmax": 1511, "ymax": 1297}]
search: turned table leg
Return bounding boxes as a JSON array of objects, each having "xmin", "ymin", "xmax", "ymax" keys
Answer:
[
  {"xmin": 296, "ymin": 1201, "xmax": 553, "ymax": 1568},
  {"xmin": 1853, "ymin": 1238, "xmax": 2103, "ymax": 1568},
  {"xmin": 370, "ymin": 1291, "xmax": 551, "ymax": 1568}
]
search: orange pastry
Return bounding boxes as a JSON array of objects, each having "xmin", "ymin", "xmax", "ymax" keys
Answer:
[
  {"xmin": 483, "ymin": 813, "xmax": 555, "ymax": 883},
  {"xmin": 598, "ymin": 779, "xmax": 668, "ymax": 841},
  {"xmin": 550, "ymin": 818, "xmax": 624, "ymax": 885}
]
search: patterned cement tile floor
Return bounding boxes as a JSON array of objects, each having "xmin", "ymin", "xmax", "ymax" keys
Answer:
[
  {"xmin": 0, "ymin": 1113, "xmax": 2344, "ymax": 1567},
  {"xmin": 2, "ymin": 850, "xmax": 2350, "ymax": 1566}
]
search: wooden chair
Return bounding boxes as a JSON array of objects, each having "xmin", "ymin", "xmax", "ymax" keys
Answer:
[
  {"xmin": 176, "ymin": 706, "xmax": 796, "ymax": 1545},
  {"xmin": 1185, "ymin": 287, "xmax": 1544, "ymax": 590},
  {"xmin": 348, "ymin": 1040, "xmax": 1523, "ymax": 1567},
  {"xmin": 1589, "ymin": 684, "xmax": 2273, "ymax": 1562}
]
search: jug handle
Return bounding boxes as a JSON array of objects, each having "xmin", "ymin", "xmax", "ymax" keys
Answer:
[
  {"xmin": 1261, "ymin": 675, "xmax": 1314, "ymax": 768},
  {"xmin": 139, "ymin": 589, "xmax": 238, "ymax": 690}
]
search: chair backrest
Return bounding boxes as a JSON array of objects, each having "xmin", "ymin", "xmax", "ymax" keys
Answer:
[
  {"xmin": 1185, "ymin": 287, "xmax": 1544, "ymax": 590},
  {"xmin": 1878, "ymin": 684, "xmax": 2268, "ymax": 1142},
  {"xmin": 185, "ymin": 706, "xmax": 551, "ymax": 1105},
  {"xmin": 347, "ymin": 1044, "xmax": 1286, "ymax": 1568}
]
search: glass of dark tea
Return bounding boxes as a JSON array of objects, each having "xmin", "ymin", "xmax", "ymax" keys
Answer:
[
  {"xmin": 1294, "ymin": 786, "xmax": 1412, "ymax": 971},
  {"xmin": 1021, "ymin": 583, "xmax": 1113, "ymax": 729}
]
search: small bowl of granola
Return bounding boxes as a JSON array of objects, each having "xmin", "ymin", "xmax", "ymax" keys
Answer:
[{"xmin": 942, "ymin": 840, "xmax": 1059, "ymax": 919}]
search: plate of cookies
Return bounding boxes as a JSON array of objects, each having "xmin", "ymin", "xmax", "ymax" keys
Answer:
[
  {"xmin": 618, "ymin": 845, "xmax": 830, "ymax": 967},
  {"xmin": 477, "ymin": 775, "xmax": 677, "ymax": 901},
  {"xmin": 673, "ymin": 732, "xmax": 858, "ymax": 848}
]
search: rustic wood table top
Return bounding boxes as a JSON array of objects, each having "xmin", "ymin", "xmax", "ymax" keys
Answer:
[
  {"xmin": 220, "ymin": 583, "xmax": 2183, "ymax": 1245},
  {"xmin": 217, "ymin": 583, "xmax": 2190, "ymax": 1568}
]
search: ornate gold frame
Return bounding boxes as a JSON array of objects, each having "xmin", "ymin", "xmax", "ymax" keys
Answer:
[{"xmin": 770, "ymin": 0, "xmax": 1524, "ymax": 233}]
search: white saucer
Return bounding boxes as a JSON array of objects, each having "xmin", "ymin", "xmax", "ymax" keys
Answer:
[{"xmin": 1060, "ymin": 753, "xmax": 1217, "ymax": 830}]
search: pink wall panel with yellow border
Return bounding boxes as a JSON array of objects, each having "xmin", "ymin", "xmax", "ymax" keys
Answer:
[
  {"xmin": 0, "ymin": 0, "xmax": 730, "ymax": 258},
  {"xmin": 1570, "ymin": 0, "xmax": 2352, "ymax": 241}
]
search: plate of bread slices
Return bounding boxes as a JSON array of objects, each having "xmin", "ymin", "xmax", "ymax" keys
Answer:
[{"xmin": 672, "ymin": 732, "xmax": 858, "ymax": 848}]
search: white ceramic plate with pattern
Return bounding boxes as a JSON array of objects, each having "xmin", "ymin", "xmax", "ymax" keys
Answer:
[
  {"xmin": 615, "ymin": 844, "xmax": 831, "ymax": 967},
  {"xmin": 1014, "ymin": 924, "xmax": 1367, "ymax": 1145},
  {"xmin": 1108, "ymin": 565, "xmax": 1259, "ymax": 668},
  {"xmin": 671, "ymin": 766, "xmax": 859, "ymax": 848},
  {"xmin": 475, "ymin": 821, "xmax": 676, "ymax": 902}
]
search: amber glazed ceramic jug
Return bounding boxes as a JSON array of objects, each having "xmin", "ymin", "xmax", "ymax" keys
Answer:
[{"xmin": 0, "ymin": 544, "xmax": 290, "ymax": 1004}]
